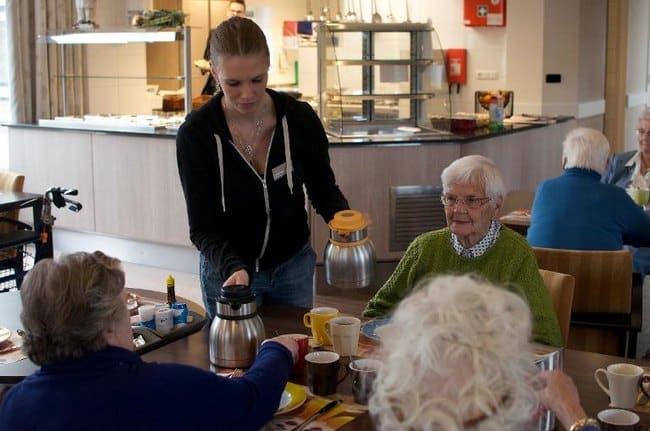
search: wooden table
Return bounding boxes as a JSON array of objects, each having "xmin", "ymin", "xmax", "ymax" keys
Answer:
[
  {"xmin": 499, "ymin": 211, "xmax": 531, "ymax": 236},
  {"xmin": 141, "ymin": 303, "xmax": 375, "ymax": 430},
  {"xmin": 4, "ymin": 263, "xmax": 650, "ymax": 430},
  {"xmin": 563, "ymin": 349, "xmax": 650, "ymax": 430}
]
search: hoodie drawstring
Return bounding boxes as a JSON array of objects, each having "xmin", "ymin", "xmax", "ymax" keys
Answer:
[
  {"xmin": 214, "ymin": 133, "xmax": 226, "ymax": 212},
  {"xmin": 215, "ymin": 115, "xmax": 294, "ymax": 215},
  {"xmin": 282, "ymin": 116, "xmax": 294, "ymax": 194}
]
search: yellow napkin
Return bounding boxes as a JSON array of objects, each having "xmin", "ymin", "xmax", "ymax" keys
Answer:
[{"xmin": 265, "ymin": 396, "xmax": 356, "ymax": 430}]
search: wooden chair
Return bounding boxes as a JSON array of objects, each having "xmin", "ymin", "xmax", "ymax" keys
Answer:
[
  {"xmin": 0, "ymin": 171, "xmax": 28, "ymax": 290},
  {"xmin": 538, "ymin": 269, "xmax": 574, "ymax": 346},
  {"xmin": 532, "ymin": 247, "xmax": 641, "ymax": 357}
]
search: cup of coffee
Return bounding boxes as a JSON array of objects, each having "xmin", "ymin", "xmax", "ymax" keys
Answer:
[
  {"xmin": 597, "ymin": 408, "xmax": 640, "ymax": 431},
  {"xmin": 305, "ymin": 351, "xmax": 348, "ymax": 396},
  {"xmin": 349, "ymin": 358, "xmax": 381, "ymax": 405},
  {"xmin": 303, "ymin": 307, "xmax": 338, "ymax": 345},
  {"xmin": 594, "ymin": 363, "xmax": 646, "ymax": 408},
  {"xmin": 287, "ymin": 333, "xmax": 309, "ymax": 374},
  {"xmin": 325, "ymin": 316, "xmax": 361, "ymax": 357}
]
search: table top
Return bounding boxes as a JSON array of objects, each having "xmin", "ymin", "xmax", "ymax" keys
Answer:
[
  {"xmin": 499, "ymin": 211, "xmax": 531, "ymax": 226},
  {"xmin": 4, "ymin": 263, "xmax": 650, "ymax": 430},
  {"xmin": 0, "ymin": 192, "xmax": 42, "ymax": 212}
]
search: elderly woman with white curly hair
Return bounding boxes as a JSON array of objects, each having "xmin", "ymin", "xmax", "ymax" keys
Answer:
[
  {"xmin": 369, "ymin": 274, "xmax": 598, "ymax": 431},
  {"xmin": 363, "ymin": 155, "xmax": 562, "ymax": 347},
  {"xmin": 527, "ymin": 127, "xmax": 650, "ymax": 268}
]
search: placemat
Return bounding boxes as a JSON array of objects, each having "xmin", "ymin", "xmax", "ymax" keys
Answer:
[{"xmin": 265, "ymin": 393, "xmax": 357, "ymax": 431}]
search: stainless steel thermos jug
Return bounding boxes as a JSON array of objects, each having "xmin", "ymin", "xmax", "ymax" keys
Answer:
[
  {"xmin": 209, "ymin": 285, "xmax": 265, "ymax": 368},
  {"xmin": 324, "ymin": 210, "xmax": 376, "ymax": 289}
]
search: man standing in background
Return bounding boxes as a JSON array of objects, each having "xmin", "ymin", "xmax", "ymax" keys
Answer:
[{"xmin": 200, "ymin": 1, "xmax": 247, "ymax": 95}]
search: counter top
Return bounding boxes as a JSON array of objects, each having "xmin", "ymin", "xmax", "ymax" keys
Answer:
[{"xmin": 5, "ymin": 116, "xmax": 573, "ymax": 146}]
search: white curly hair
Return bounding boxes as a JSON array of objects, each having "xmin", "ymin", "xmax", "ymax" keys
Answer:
[{"xmin": 368, "ymin": 274, "xmax": 539, "ymax": 431}]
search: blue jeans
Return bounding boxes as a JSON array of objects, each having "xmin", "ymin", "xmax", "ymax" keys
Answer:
[{"xmin": 200, "ymin": 242, "xmax": 316, "ymax": 319}]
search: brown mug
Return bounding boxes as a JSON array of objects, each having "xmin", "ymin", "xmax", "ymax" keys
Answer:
[
  {"xmin": 597, "ymin": 409, "xmax": 640, "ymax": 431},
  {"xmin": 305, "ymin": 351, "xmax": 349, "ymax": 396}
]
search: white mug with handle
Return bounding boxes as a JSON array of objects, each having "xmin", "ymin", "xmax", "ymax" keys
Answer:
[{"xmin": 594, "ymin": 363, "xmax": 646, "ymax": 408}]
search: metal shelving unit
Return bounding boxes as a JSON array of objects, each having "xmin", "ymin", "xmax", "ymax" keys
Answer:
[{"xmin": 317, "ymin": 21, "xmax": 450, "ymax": 139}]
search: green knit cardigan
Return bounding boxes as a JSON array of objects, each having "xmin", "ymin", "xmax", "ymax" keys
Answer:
[{"xmin": 363, "ymin": 227, "xmax": 563, "ymax": 347}]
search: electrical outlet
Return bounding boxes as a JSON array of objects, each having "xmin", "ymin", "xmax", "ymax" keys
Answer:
[{"xmin": 476, "ymin": 70, "xmax": 498, "ymax": 80}]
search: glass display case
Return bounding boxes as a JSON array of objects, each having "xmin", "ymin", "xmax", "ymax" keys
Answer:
[
  {"xmin": 317, "ymin": 22, "xmax": 451, "ymax": 140},
  {"xmin": 36, "ymin": 27, "xmax": 191, "ymax": 133}
]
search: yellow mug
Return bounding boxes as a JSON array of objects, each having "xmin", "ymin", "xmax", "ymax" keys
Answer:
[{"xmin": 303, "ymin": 307, "xmax": 339, "ymax": 345}]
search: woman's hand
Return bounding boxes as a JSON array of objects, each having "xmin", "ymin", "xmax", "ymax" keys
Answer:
[
  {"xmin": 535, "ymin": 370, "xmax": 587, "ymax": 429},
  {"xmin": 263, "ymin": 335, "xmax": 299, "ymax": 364},
  {"xmin": 223, "ymin": 269, "xmax": 249, "ymax": 287}
]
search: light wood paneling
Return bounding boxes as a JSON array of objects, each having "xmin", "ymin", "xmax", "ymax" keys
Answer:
[
  {"xmin": 92, "ymin": 134, "xmax": 191, "ymax": 246},
  {"xmin": 8, "ymin": 128, "xmax": 95, "ymax": 231}
]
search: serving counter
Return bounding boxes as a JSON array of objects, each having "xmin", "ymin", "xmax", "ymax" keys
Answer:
[{"xmin": 6, "ymin": 117, "xmax": 575, "ymax": 261}]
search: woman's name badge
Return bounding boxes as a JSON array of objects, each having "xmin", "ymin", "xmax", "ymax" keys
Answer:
[{"xmin": 272, "ymin": 163, "xmax": 288, "ymax": 181}]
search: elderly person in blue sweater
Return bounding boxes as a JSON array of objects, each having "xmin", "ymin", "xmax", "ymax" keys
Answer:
[
  {"xmin": 602, "ymin": 109, "xmax": 650, "ymax": 274},
  {"xmin": 527, "ymin": 128, "xmax": 650, "ymax": 266},
  {"xmin": 0, "ymin": 251, "xmax": 298, "ymax": 431},
  {"xmin": 603, "ymin": 108, "xmax": 650, "ymax": 188}
]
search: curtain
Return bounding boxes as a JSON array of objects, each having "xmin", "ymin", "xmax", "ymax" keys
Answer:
[{"xmin": 7, "ymin": 0, "xmax": 86, "ymax": 124}]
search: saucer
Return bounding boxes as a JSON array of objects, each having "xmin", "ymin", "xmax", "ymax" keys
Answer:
[
  {"xmin": 360, "ymin": 318, "xmax": 390, "ymax": 341},
  {"xmin": 275, "ymin": 382, "xmax": 307, "ymax": 415}
]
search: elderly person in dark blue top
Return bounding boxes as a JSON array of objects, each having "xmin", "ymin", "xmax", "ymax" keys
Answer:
[
  {"xmin": 602, "ymin": 109, "xmax": 650, "ymax": 274},
  {"xmin": 603, "ymin": 108, "xmax": 650, "ymax": 188},
  {"xmin": 0, "ymin": 251, "xmax": 298, "ymax": 431},
  {"xmin": 527, "ymin": 127, "xmax": 650, "ymax": 261}
]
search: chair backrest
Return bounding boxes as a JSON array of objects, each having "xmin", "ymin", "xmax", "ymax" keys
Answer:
[
  {"xmin": 500, "ymin": 190, "xmax": 535, "ymax": 215},
  {"xmin": 538, "ymin": 269, "xmax": 575, "ymax": 345},
  {"xmin": 532, "ymin": 247, "xmax": 632, "ymax": 313},
  {"xmin": 0, "ymin": 171, "xmax": 25, "ymax": 234},
  {"xmin": 0, "ymin": 171, "xmax": 25, "ymax": 194}
]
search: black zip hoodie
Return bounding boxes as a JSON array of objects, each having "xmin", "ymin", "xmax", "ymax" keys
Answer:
[{"xmin": 176, "ymin": 89, "xmax": 349, "ymax": 280}]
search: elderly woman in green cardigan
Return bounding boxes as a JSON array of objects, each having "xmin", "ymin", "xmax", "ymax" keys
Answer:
[{"xmin": 363, "ymin": 155, "xmax": 562, "ymax": 347}]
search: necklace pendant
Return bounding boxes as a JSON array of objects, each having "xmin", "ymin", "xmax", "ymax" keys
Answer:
[{"xmin": 244, "ymin": 144, "xmax": 254, "ymax": 158}]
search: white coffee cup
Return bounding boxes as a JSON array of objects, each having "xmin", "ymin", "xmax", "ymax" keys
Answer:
[
  {"xmin": 325, "ymin": 316, "xmax": 361, "ymax": 357},
  {"xmin": 594, "ymin": 363, "xmax": 644, "ymax": 408},
  {"xmin": 597, "ymin": 408, "xmax": 639, "ymax": 430},
  {"xmin": 154, "ymin": 306, "xmax": 174, "ymax": 335}
]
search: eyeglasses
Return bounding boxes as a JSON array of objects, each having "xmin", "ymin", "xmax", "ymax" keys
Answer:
[
  {"xmin": 636, "ymin": 129, "xmax": 650, "ymax": 137},
  {"xmin": 440, "ymin": 195, "xmax": 492, "ymax": 209}
]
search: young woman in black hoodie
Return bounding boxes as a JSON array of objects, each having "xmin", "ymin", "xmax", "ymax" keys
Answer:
[{"xmin": 176, "ymin": 17, "xmax": 349, "ymax": 319}]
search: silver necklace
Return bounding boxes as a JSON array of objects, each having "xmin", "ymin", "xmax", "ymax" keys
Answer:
[
  {"xmin": 237, "ymin": 117, "xmax": 264, "ymax": 159},
  {"xmin": 227, "ymin": 101, "xmax": 267, "ymax": 161}
]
